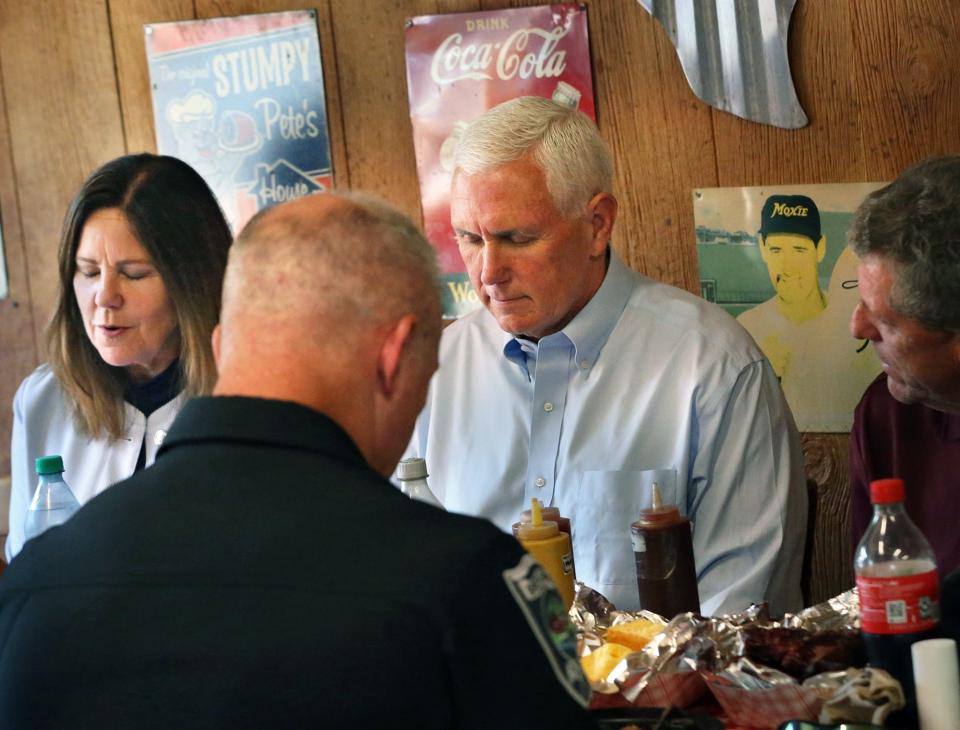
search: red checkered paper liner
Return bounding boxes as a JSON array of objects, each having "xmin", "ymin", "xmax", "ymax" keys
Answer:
[
  {"xmin": 704, "ymin": 674, "xmax": 823, "ymax": 728},
  {"xmin": 627, "ymin": 670, "xmax": 709, "ymax": 708},
  {"xmin": 590, "ymin": 670, "xmax": 708, "ymax": 709}
]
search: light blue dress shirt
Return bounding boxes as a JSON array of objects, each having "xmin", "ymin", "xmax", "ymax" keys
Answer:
[{"xmin": 407, "ymin": 250, "xmax": 807, "ymax": 616}]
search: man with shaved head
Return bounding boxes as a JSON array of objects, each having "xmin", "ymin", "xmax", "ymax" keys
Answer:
[{"xmin": 0, "ymin": 193, "xmax": 594, "ymax": 728}]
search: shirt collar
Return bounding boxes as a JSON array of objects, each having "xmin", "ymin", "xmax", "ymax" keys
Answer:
[
  {"xmin": 563, "ymin": 249, "xmax": 633, "ymax": 371},
  {"xmin": 503, "ymin": 336, "xmax": 538, "ymax": 378},
  {"xmin": 123, "ymin": 359, "xmax": 180, "ymax": 417},
  {"xmin": 159, "ymin": 396, "xmax": 368, "ymax": 467},
  {"xmin": 500, "ymin": 248, "xmax": 633, "ymax": 377}
]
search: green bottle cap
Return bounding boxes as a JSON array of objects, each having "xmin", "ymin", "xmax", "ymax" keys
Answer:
[{"xmin": 35, "ymin": 455, "xmax": 64, "ymax": 475}]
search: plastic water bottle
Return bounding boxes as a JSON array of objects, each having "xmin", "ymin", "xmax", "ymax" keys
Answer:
[
  {"xmin": 396, "ymin": 458, "xmax": 443, "ymax": 508},
  {"xmin": 854, "ymin": 477, "xmax": 939, "ymax": 727},
  {"xmin": 24, "ymin": 455, "xmax": 81, "ymax": 543}
]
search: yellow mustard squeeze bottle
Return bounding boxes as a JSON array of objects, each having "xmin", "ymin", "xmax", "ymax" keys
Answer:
[{"xmin": 516, "ymin": 498, "xmax": 575, "ymax": 607}]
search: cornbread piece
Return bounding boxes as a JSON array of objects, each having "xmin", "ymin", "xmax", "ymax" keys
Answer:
[
  {"xmin": 581, "ymin": 642, "xmax": 632, "ymax": 684},
  {"xmin": 606, "ymin": 619, "xmax": 663, "ymax": 651}
]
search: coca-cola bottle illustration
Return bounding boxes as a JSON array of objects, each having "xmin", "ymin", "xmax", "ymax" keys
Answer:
[{"xmin": 854, "ymin": 477, "xmax": 939, "ymax": 727}]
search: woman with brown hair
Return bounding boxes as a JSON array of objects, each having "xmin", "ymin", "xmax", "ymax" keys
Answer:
[{"xmin": 7, "ymin": 153, "xmax": 231, "ymax": 559}]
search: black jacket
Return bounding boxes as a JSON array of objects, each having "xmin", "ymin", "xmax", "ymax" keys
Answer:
[{"xmin": 0, "ymin": 396, "xmax": 593, "ymax": 729}]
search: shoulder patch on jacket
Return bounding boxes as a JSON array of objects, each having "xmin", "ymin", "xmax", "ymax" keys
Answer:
[{"xmin": 502, "ymin": 553, "xmax": 590, "ymax": 707}]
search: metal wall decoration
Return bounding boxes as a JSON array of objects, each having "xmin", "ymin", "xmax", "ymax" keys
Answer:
[
  {"xmin": 694, "ymin": 182, "xmax": 884, "ymax": 431},
  {"xmin": 637, "ymin": 0, "xmax": 808, "ymax": 129},
  {"xmin": 145, "ymin": 10, "xmax": 333, "ymax": 233},
  {"xmin": 405, "ymin": 4, "xmax": 596, "ymax": 318}
]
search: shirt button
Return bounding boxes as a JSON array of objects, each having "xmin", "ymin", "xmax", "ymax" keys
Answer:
[
  {"xmin": 534, "ymin": 477, "xmax": 546, "ymax": 488},
  {"xmin": 543, "ymin": 401, "xmax": 554, "ymax": 412},
  {"xmin": 154, "ymin": 429, "xmax": 167, "ymax": 447},
  {"xmin": 580, "ymin": 359, "xmax": 589, "ymax": 370}
]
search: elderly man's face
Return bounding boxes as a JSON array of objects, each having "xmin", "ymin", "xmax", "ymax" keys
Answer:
[
  {"xmin": 760, "ymin": 233, "xmax": 824, "ymax": 306},
  {"xmin": 450, "ymin": 157, "xmax": 607, "ymax": 340},
  {"xmin": 851, "ymin": 254, "xmax": 960, "ymax": 411}
]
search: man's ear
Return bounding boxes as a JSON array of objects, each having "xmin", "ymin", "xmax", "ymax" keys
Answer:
[
  {"xmin": 759, "ymin": 236, "xmax": 770, "ymax": 264},
  {"xmin": 587, "ymin": 192, "xmax": 618, "ymax": 257},
  {"xmin": 211, "ymin": 324, "xmax": 222, "ymax": 367},
  {"xmin": 816, "ymin": 235, "xmax": 827, "ymax": 263},
  {"xmin": 377, "ymin": 314, "xmax": 417, "ymax": 398}
]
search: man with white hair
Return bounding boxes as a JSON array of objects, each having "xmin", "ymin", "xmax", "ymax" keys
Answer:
[
  {"xmin": 407, "ymin": 96, "xmax": 808, "ymax": 616},
  {"xmin": 0, "ymin": 192, "xmax": 594, "ymax": 728}
]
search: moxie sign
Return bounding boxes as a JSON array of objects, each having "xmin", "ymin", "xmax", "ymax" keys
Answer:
[{"xmin": 405, "ymin": 4, "xmax": 595, "ymax": 318}]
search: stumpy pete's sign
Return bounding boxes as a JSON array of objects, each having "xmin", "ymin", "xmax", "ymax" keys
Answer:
[
  {"xmin": 210, "ymin": 38, "xmax": 313, "ymax": 93},
  {"xmin": 405, "ymin": 4, "xmax": 595, "ymax": 318},
  {"xmin": 146, "ymin": 10, "xmax": 333, "ymax": 233}
]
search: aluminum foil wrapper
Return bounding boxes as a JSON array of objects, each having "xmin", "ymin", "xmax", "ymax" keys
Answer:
[
  {"xmin": 781, "ymin": 588, "xmax": 860, "ymax": 632},
  {"xmin": 572, "ymin": 584, "xmax": 670, "ymax": 689},
  {"xmin": 620, "ymin": 613, "xmax": 716, "ymax": 702},
  {"xmin": 570, "ymin": 582, "xmax": 620, "ymax": 634},
  {"xmin": 703, "ymin": 589, "xmax": 874, "ymax": 726},
  {"xmin": 717, "ymin": 588, "xmax": 861, "ymax": 688},
  {"xmin": 570, "ymin": 584, "xmax": 708, "ymax": 704},
  {"xmin": 571, "ymin": 585, "xmax": 865, "ymax": 707},
  {"xmin": 805, "ymin": 667, "xmax": 904, "ymax": 724}
]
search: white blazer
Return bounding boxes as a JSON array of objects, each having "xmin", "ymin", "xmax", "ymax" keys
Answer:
[{"xmin": 7, "ymin": 364, "xmax": 184, "ymax": 561}]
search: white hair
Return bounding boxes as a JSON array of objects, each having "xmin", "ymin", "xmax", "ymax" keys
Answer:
[{"xmin": 453, "ymin": 96, "xmax": 613, "ymax": 218}]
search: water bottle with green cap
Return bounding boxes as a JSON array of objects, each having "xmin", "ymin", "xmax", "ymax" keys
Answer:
[{"xmin": 24, "ymin": 455, "xmax": 81, "ymax": 544}]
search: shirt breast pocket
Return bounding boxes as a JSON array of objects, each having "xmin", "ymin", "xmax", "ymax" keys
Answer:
[{"xmin": 573, "ymin": 469, "xmax": 678, "ymax": 593}]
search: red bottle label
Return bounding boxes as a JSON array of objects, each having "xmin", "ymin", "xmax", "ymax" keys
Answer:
[{"xmin": 856, "ymin": 570, "xmax": 940, "ymax": 634}]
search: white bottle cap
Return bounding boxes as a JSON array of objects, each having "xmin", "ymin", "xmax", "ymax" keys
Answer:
[
  {"xmin": 912, "ymin": 638, "xmax": 960, "ymax": 730},
  {"xmin": 396, "ymin": 458, "xmax": 428, "ymax": 481}
]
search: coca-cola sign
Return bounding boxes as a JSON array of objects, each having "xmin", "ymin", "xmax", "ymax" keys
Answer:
[
  {"xmin": 405, "ymin": 4, "xmax": 595, "ymax": 318},
  {"xmin": 430, "ymin": 26, "xmax": 570, "ymax": 84}
]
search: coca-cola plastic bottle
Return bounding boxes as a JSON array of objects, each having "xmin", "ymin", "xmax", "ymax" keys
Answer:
[{"xmin": 854, "ymin": 478, "xmax": 940, "ymax": 727}]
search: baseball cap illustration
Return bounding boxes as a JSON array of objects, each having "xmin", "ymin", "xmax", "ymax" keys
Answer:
[{"xmin": 760, "ymin": 194, "xmax": 821, "ymax": 243}]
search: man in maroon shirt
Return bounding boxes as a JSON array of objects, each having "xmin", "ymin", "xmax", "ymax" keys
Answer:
[{"xmin": 848, "ymin": 156, "xmax": 960, "ymax": 579}]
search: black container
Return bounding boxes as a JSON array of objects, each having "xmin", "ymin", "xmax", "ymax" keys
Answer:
[{"xmin": 862, "ymin": 626, "xmax": 938, "ymax": 729}]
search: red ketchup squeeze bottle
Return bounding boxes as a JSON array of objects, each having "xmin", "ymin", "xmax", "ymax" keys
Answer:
[{"xmin": 630, "ymin": 483, "xmax": 700, "ymax": 617}]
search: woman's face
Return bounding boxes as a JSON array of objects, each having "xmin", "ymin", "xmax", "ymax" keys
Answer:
[{"xmin": 73, "ymin": 208, "xmax": 180, "ymax": 383}]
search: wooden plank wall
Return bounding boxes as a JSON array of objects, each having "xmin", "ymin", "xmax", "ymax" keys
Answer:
[{"xmin": 1, "ymin": 0, "xmax": 959, "ymax": 599}]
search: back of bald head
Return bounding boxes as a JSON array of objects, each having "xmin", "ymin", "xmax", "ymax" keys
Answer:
[{"xmin": 220, "ymin": 192, "xmax": 441, "ymax": 365}]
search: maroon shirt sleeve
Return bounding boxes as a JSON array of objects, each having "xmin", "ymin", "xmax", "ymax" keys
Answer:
[
  {"xmin": 849, "ymin": 377, "xmax": 882, "ymax": 558},
  {"xmin": 847, "ymin": 373, "xmax": 960, "ymax": 577}
]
